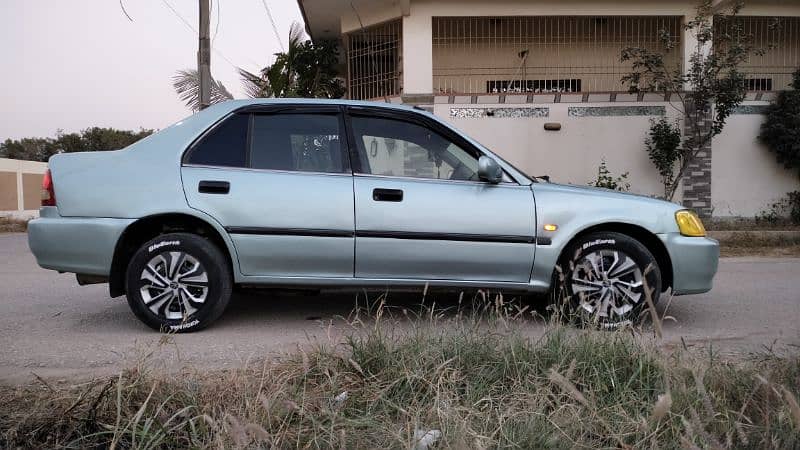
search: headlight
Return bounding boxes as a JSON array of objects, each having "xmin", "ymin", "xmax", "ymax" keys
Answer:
[{"xmin": 675, "ymin": 210, "xmax": 706, "ymax": 237}]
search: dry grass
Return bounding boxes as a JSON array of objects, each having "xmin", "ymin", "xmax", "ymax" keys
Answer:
[
  {"xmin": 715, "ymin": 231, "xmax": 800, "ymax": 257},
  {"xmin": 1, "ymin": 298, "xmax": 798, "ymax": 449},
  {"xmin": 707, "ymin": 218, "xmax": 800, "ymax": 232},
  {"xmin": 0, "ymin": 216, "xmax": 28, "ymax": 233},
  {"xmin": 721, "ymin": 245, "xmax": 800, "ymax": 257}
]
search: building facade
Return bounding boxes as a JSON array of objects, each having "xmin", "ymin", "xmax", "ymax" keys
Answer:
[
  {"xmin": 298, "ymin": 0, "xmax": 800, "ymax": 217},
  {"xmin": 0, "ymin": 158, "xmax": 48, "ymax": 218}
]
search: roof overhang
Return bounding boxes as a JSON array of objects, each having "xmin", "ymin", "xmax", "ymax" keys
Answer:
[{"xmin": 298, "ymin": 0, "xmax": 405, "ymax": 40}]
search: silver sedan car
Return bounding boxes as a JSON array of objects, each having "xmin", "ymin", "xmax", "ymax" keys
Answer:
[{"xmin": 27, "ymin": 99, "xmax": 719, "ymax": 332}]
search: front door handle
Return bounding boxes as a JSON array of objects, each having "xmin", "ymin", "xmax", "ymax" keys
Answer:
[
  {"xmin": 198, "ymin": 180, "xmax": 230, "ymax": 194},
  {"xmin": 373, "ymin": 188, "xmax": 403, "ymax": 202}
]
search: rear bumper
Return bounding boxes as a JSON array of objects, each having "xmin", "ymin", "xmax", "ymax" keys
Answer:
[
  {"xmin": 659, "ymin": 233, "xmax": 719, "ymax": 295},
  {"xmin": 27, "ymin": 207, "xmax": 133, "ymax": 276}
]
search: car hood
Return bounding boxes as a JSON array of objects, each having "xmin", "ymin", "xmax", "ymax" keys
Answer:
[{"xmin": 538, "ymin": 182, "xmax": 679, "ymax": 207}]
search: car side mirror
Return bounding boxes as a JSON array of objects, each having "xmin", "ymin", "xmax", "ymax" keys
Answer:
[{"xmin": 478, "ymin": 156, "xmax": 503, "ymax": 184}]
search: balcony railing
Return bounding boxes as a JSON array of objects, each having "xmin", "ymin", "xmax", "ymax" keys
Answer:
[{"xmin": 432, "ymin": 16, "xmax": 682, "ymax": 94}]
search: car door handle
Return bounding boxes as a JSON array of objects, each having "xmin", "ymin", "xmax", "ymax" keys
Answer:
[
  {"xmin": 198, "ymin": 180, "xmax": 230, "ymax": 194},
  {"xmin": 372, "ymin": 188, "xmax": 403, "ymax": 202}
]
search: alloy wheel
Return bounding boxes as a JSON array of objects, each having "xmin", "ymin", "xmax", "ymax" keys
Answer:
[
  {"xmin": 570, "ymin": 249, "xmax": 644, "ymax": 320},
  {"xmin": 139, "ymin": 251, "xmax": 209, "ymax": 320}
]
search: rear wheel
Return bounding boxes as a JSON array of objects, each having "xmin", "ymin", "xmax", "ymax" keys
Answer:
[
  {"xmin": 125, "ymin": 233, "xmax": 232, "ymax": 332},
  {"xmin": 554, "ymin": 232, "xmax": 661, "ymax": 329}
]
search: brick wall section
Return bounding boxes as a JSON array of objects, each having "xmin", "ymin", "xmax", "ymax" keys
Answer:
[{"xmin": 682, "ymin": 99, "xmax": 713, "ymax": 218}]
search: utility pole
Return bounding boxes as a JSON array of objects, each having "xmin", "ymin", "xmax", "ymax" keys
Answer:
[{"xmin": 198, "ymin": 0, "xmax": 211, "ymax": 110}]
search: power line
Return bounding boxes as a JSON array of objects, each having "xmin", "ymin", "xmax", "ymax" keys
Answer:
[
  {"xmin": 211, "ymin": 0, "xmax": 221, "ymax": 43},
  {"xmin": 119, "ymin": 0, "xmax": 133, "ymax": 21},
  {"xmin": 260, "ymin": 0, "xmax": 284, "ymax": 52},
  {"xmin": 159, "ymin": 0, "xmax": 238, "ymax": 69}
]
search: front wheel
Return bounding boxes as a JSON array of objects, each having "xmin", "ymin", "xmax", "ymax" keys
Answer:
[
  {"xmin": 125, "ymin": 233, "xmax": 232, "ymax": 332},
  {"xmin": 553, "ymin": 232, "xmax": 661, "ymax": 329}
]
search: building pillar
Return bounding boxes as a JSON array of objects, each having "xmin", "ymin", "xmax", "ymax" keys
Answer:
[
  {"xmin": 681, "ymin": 12, "xmax": 714, "ymax": 218},
  {"xmin": 682, "ymin": 99, "xmax": 714, "ymax": 218},
  {"xmin": 16, "ymin": 163, "xmax": 24, "ymax": 212},
  {"xmin": 401, "ymin": 11, "xmax": 433, "ymax": 95}
]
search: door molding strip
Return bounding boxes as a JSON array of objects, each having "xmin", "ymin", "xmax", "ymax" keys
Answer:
[{"xmin": 225, "ymin": 227, "xmax": 549, "ymax": 245}]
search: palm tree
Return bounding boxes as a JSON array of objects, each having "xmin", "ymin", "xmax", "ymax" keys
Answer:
[
  {"xmin": 240, "ymin": 22, "xmax": 345, "ymax": 99},
  {"xmin": 171, "ymin": 69, "xmax": 233, "ymax": 111},
  {"xmin": 171, "ymin": 22, "xmax": 344, "ymax": 110}
]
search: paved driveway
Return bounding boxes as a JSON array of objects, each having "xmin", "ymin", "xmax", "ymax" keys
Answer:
[{"xmin": 1, "ymin": 232, "xmax": 798, "ymax": 383}]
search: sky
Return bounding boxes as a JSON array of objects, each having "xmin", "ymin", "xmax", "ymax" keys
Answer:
[{"xmin": 0, "ymin": 0, "xmax": 303, "ymax": 141}]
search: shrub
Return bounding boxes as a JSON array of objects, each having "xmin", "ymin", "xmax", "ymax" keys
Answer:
[
  {"xmin": 759, "ymin": 68, "xmax": 800, "ymax": 180},
  {"xmin": 0, "ymin": 216, "xmax": 28, "ymax": 233},
  {"xmin": 590, "ymin": 159, "xmax": 630, "ymax": 192},
  {"xmin": 756, "ymin": 191, "xmax": 800, "ymax": 225},
  {"xmin": 645, "ymin": 117, "xmax": 682, "ymax": 198}
]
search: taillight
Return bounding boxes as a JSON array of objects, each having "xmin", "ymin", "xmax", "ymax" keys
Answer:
[{"xmin": 41, "ymin": 169, "xmax": 56, "ymax": 207}]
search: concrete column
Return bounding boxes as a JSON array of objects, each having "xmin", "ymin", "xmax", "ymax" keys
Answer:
[
  {"xmin": 15, "ymin": 165, "xmax": 24, "ymax": 212},
  {"xmin": 682, "ymin": 99, "xmax": 714, "ymax": 218},
  {"xmin": 402, "ymin": 12, "xmax": 433, "ymax": 95},
  {"xmin": 681, "ymin": 11, "xmax": 712, "ymax": 90}
]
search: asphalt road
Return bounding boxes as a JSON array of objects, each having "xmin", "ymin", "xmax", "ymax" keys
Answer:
[{"xmin": 1, "ymin": 232, "xmax": 799, "ymax": 384}]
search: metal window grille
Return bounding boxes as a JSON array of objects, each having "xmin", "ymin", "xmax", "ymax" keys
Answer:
[
  {"xmin": 344, "ymin": 20, "xmax": 402, "ymax": 100},
  {"xmin": 714, "ymin": 16, "xmax": 800, "ymax": 91},
  {"xmin": 432, "ymin": 16, "xmax": 682, "ymax": 94}
]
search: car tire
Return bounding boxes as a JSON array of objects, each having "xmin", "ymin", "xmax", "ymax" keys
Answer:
[
  {"xmin": 554, "ymin": 231, "xmax": 661, "ymax": 329},
  {"xmin": 125, "ymin": 232, "xmax": 232, "ymax": 332}
]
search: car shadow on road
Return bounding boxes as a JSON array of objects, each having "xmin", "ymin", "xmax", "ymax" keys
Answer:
[{"xmin": 219, "ymin": 288, "xmax": 547, "ymax": 328}]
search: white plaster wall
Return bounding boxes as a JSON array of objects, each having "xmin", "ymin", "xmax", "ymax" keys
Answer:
[
  {"xmin": 435, "ymin": 102, "xmax": 683, "ymax": 200},
  {"xmin": 711, "ymin": 108, "xmax": 799, "ymax": 217},
  {"xmin": 435, "ymin": 101, "xmax": 800, "ymax": 217}
]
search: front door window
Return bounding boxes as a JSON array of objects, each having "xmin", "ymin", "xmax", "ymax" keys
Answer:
[{"xmin": 349, "ymin": 115, "xmax": 481, "ymax": 181}]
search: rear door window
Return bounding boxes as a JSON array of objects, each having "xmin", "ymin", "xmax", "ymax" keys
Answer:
[
  {"xmin": 186, "ymin": 113, "xmax": 249, "ymax": 167},
  {"xmin": 250, "ymin": 114, "xmax": 347, "ymax": 173}
]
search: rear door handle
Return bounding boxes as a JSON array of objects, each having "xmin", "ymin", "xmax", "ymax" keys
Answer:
[
  {"xmin": 198, "ymin": 180, "xmax": 230, "ymax": 194},
  {"xmin": 373, "ymin": 188, "xmax": 403, "ymax": 202}
]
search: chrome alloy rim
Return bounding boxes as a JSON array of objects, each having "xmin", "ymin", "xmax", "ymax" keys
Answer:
[
  {"xmin": 570, "ymin": 250, "xmax": 644, "ymax": 319},
  {"xmin": 139, "ymin": 251, "xmax": 209, "ymax": 320}
]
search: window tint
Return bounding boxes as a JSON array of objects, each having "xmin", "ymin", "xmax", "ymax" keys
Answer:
[
  {"xmin": 250, "ymin": 114, "xmax": 345, "ymax": 173},
  {"xmin": 349, "ymin": 116, "xmax": 480, "ymax": 181},
  {"xmin": 187, "ymin": 113, "xmax": 248, "ymax": 167}
]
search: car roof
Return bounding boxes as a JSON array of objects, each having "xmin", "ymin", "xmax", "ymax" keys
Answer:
[{"xmin": 220, "ymin": 97, "xmax": 425, "ymax": 113}]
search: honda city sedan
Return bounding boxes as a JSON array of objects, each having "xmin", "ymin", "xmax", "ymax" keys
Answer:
[{"xmin": 27, "ymin": 99, "xmax": 719, "ymax": 332}]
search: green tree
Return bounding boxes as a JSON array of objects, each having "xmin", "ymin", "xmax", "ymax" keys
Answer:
[
  {"xmin": 0, "ymin": 127, "xmax": 154, "ymax": 162},
  {"xmin": 0, "ymin": 138, "xmax": 53, "ymax": 162},
  {"xmin": 620, "ymin": 0, "xmax": 768, "ymax": 200},
  {"xmin": 171, "ymin": 22, "xmax": 344, "ymax": 108},
  {"xmin": 239, "ymin": 23, "xmax": 345, "ymax": 99}
]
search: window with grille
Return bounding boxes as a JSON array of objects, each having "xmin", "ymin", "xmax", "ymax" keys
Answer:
[
  {"xmin": 714, "ymin": 16, "xmax": 800, "ymax": 91},
  {"xmin": 344, "ymin": 20, "xmax": 402, "ymax": 100}
]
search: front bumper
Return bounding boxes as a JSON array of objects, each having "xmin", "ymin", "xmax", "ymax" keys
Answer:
[
  {"xmin": 659, "ymin": 233, "xmax": 719, "ymax": 295},
  {"xmin": 27, "ymin": 207, "xmax": 134, "ymax": 276}
]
